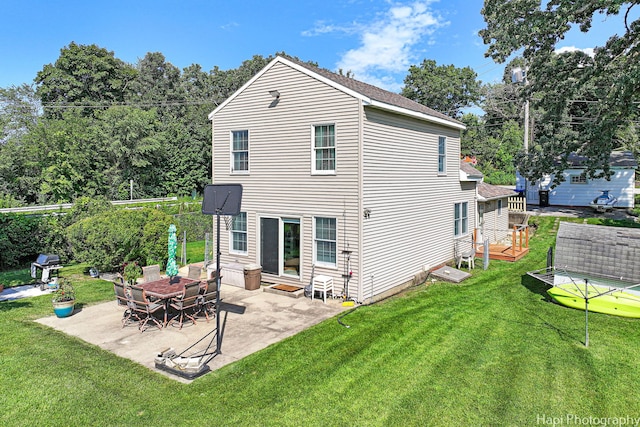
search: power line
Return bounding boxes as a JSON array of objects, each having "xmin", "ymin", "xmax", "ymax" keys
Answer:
[{"xmin": 40, "ymin": 99, "xmax": 219, "ymax": 109}]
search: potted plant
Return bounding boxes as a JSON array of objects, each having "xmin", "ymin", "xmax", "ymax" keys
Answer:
[
  {"xmin": 123, "ymin": 262, "xmax": 142, "ymax": 286},
  {"xmin": 51, "ymin": 278, "xmax": 76, "ymax": 318}
]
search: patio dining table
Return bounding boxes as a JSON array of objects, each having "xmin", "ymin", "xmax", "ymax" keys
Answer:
[{"xmin": 138, "ymin": 276, "xmax": 204, "ymax": 326}]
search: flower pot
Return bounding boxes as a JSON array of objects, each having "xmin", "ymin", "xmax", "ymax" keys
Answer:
[{"xmin": 52, "ymin": 299, "xmax": 75, "ymax": 318}]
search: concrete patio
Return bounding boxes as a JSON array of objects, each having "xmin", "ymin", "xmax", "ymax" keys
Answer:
[{"xmin": 36, "ymin": 283, "xmax": 348, "ymax": 383}]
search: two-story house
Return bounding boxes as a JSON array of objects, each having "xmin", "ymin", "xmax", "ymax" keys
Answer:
[{"xmin": 208, "ymin": 56, "xmax": 475, "ymax": 302}]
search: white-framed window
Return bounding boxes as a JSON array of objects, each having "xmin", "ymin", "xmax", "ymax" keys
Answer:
[
  {"xmin": 454, "ymin": 202, "xmax": 468, "ymax": 237},
  {"xmin": 497, "ymin": 199, "xmax": 503, "ymax": 216},
  {"xmin": 314, "ymin": 217, "xmax": 336, "ymax": 267},
  {"xmin": 438, "ymin": 136, "xmax": 446, "ymax": 174},
  {"xmin": 231, "ymin": 130, "xmax": 249, "ymax": 173},
  {"xmin": 312, "ymin": 124, "xmax": 336, "ymax": 174},
  {"xmin": 230, "ymin": 212, "xmax": 247, "ymax": 254},
  {"xmin": 570, "ymin": 175, "xmax": 587, "ymax": 184}
]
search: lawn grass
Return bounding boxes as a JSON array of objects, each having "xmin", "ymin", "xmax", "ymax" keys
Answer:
[
  {"xmin": 185, "ymin": 239, "xmax": 206, "ymax": 264},
  {"xmin": 2, "ymin": 216, "xmax": 640, "ymax": 426}
]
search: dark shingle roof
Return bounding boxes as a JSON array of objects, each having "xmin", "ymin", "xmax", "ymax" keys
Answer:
[
  {"xmin": 460, "ymin": 161, "xmax": 483, "ymax": 178},
  {"xmin": 477, "ymin": 182, "xmax": 516, "ymax": 201},
  {"xmin": 288, "ymin": 58, "xmax": 463, "ymax": 128},
  {"xmin": 555, "ymin": 222, "xmax": 640, "ymax": 283},
  {"xmin": 566, "ymin": 151, "xmax": 637, "ymax": 168}
]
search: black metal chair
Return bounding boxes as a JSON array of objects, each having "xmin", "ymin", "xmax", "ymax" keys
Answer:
[
  {"xmin": 167, "ymin": 282, "xmax": 201, "ymax": 329},
  {"xmin": 114, "ymin": 282, "xmax": 139, "ymax": 327},
  {"xmin": 129, "ymin": 285, "xmax": 164, "ymax": 332}
]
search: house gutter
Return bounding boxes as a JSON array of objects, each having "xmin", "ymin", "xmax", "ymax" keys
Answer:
[{"xmin": 362, "ymin": 99, "xmax": 466, "ymax": 131}]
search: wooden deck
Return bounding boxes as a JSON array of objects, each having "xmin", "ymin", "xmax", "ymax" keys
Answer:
[{"xmin": 477, "ymin": 244, "xmax": 529, "ymax": 262}]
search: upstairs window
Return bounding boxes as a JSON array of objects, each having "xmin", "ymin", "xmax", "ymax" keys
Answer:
[
  {"xmin": 438, "ymin": 136, "xmax": 446, "ymax": 174},
  {"xmin": 313, "ymin": 124, "xmax": 335, "ymax": 174},
  {"xmin": 231, "ymin": 130, "xmax": 249, "ymax": 173}
]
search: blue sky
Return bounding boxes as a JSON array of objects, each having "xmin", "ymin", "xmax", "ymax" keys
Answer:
[{"xmin": 1, "ymin": 0, "xmax": 636, "ymax": 92}]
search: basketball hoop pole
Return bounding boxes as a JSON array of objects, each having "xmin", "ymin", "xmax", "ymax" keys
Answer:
[
  {"xmin": 201, "ymin": 184, "xmax": 243, "ymax": 356},
  {"xmin": 215, "ymin": 210, "xmax": 222, "ymax": 354}
]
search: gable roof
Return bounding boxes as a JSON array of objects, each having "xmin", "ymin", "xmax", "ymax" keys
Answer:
[
  {"xmin": 459, "ymin": 160, "xmax": 483, "ymax": 182},
  {"xmin": 209, "ymin": 56, "xmax": 465, "ymax": 130},
  {"xmin": 566, "ymin": 151, "xmax": 637, "ymax": 168},
  {"xmin": 477, "ymin": 182, "xmax": 516, "ymax": 202},
  {"xmin": 555, "ymin": 222, "xmax": 640, "ymax": 284}
]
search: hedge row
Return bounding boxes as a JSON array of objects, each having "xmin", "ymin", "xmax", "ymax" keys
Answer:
[{"xmin": 0, "ymin": 197, "xmax": 212, "ymax": 272}]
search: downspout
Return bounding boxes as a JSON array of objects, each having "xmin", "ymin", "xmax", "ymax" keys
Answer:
[{"xmin": 357, "ymin": 98, "xmax": 365, "ymax": 303}]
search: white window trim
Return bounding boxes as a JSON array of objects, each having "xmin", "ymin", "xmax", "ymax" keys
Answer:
[
  {"xmin": 311, "ymin": 123, "xmax": 336, "ymax": 175},
  {"xmin": 230, "ymin": 130, "xmax": 249, "ymax": 175},
  {"xmin": 313, "ymin": 216, "xmax": 338, "ymax": 268},
  {"xmin": 497, "ymin": 199, "xmax": 503, "ymax": 216},
  {"xmin": 229, "ymin": 212, "xmax": 248, "ymax": 255},
  {"xmin": 454, "ymin": 202, "xmax": 468, "ymax": 237},
  {"xmin": 570, "ymin": 175, "xmax": 587, "ymax": 184},
  {"xmin": 438, "ymin": 136, "xmax": 446, "ymax": 175}
]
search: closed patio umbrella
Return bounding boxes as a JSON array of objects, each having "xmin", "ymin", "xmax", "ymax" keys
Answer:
[{"xmin": 166, "ymin": 224, "xmax": 179, "ymax": 279}]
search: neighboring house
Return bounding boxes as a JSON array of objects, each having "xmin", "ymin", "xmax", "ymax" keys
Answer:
[
  {"xmin": 208, "ymin": 56, "xmax": 474, "ymax": 302},
  {"xmin": 525, "ymin": 151, "xmax": 637, "ymax": 208},
  {"xmin": 476, "ymin": 182, "xmax": 516, "ymax": 245}
]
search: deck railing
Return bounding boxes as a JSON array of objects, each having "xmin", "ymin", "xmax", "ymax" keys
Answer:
[
  {"xmin": 474, "ymin": 224, "xmax": 530, "ymax": 259},
  {"xmin": 509, "ymin": 225, "xmax": 529, "ymax": 256}
]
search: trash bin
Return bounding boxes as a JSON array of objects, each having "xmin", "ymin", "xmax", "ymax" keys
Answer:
[
  {"xmin": 539, "ymin": 190, "xmax": 550, "ymax": 207},
  {"xmin": 243, "ymin": 264, "xmax": 262, "ymax": 291}
]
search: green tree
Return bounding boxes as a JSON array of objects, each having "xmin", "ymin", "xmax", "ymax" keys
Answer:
[
  {"xmin": 0, "ymin": 85, "xmax": 41, "ymax": 203},
  {"xmin": 401, "ymin": 59, "xmax": 483, "ymax": 118},
  {"xmin": 0, "ymin": 84, "xmax": 40, "ymax": 143},
  {"xmin": 35, "ymin": 42, "xmax": 136, "ymax": 118},
  {"xmin": 480, "ymin": 0, "xmax": 640, "ymax": 184},
  {"xmin": 66, "ymin": 208, "xmax": 172, "ymax": 271},
  {"xmin": 461, "ymin": 114, "xmax": 522, "ymax": 185},
  {"xmin": 94, "ymin": 106, "xmax": 165, "ymax": 199}
]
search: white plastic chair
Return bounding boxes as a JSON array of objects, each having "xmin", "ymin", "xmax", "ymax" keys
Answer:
[{"xmin": 312, "ymin": 275, "xmax": 334, "ymax": 303}]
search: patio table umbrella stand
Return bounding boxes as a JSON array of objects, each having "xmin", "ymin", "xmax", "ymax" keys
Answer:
[{"xmin": 155, "ymin": 184, "xmax": 242, "ymax": 379}]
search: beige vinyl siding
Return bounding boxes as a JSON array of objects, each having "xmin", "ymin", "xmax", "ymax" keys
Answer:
[
  {"xmin": 479, "ymin": 200, "xmax": 510, "ymax": 244},
  {"xmin": 212, "ymin": 61, "xmax": 361, "ymax": 291},
  {"xmin": 361, "ymin": 107, "xmax": 474, "ymax": 299}
]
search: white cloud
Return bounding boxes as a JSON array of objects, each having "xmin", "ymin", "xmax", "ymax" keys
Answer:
[
  {"xmin": 304, "ymin": 1, "xmax": 448, "ymax": 90},
  {"xmin": 555, "ymin": 46, "xmax": 596, "ymax": 57}
]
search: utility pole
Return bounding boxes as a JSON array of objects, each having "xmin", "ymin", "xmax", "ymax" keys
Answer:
[
  {"xmin": 130, "ymin": 179, "xmax": 133, "ymax": 200},
  {"xmin": 512, "ymin": 66, "xmax": 530, "ymax": 199},
  {"xmin": 511, "ymin": 66, "xmax": 529, "ymax": 153}
]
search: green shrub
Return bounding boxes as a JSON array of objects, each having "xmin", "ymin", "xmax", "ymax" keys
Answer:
[
  {"xmin": 66, "ymin": 208, "xmax": 173, "ymax": 272},
  {"xmin": 0, "ymin": 213, "xmax": 50, "ymax": 269}
]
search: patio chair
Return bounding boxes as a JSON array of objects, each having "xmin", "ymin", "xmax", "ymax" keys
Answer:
[
  {"xmin": 187, "ymin": 265, "xmax": 202, "ymax": 280},
  {"xmin": 195, "ymin": 277, "xmax": 219, "ymax": 322},
  {"xmin": 455, "ymin": 239, "xmax": 476, "ymax": 271},
  {"xmin": 129, "ymin": 285, "xmax": 164, "ymax": 332},
  {"xmin": 142, "ymin": 264, "xmax": 161, "ymax": 282},
  {"xmin": 167, "ymin": 281, "xmax": 201, "ymax": 329},
  {"xmin": 114, "ymin": 282, "xmax": 139, "ymax": 327}
]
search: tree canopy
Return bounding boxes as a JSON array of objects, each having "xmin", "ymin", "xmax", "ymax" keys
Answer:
[
  {"xmin": 480, "ymin": 0, "xmax": 640, "ymax": 184},
  {"xmin": 402, "ymin": 59, "xmax": 483, "ymax": 118}
]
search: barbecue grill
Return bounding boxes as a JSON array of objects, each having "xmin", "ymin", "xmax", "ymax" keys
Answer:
[{"xmin": 31, "ymin": 254, "xmax": 62, "ymax": 290}]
